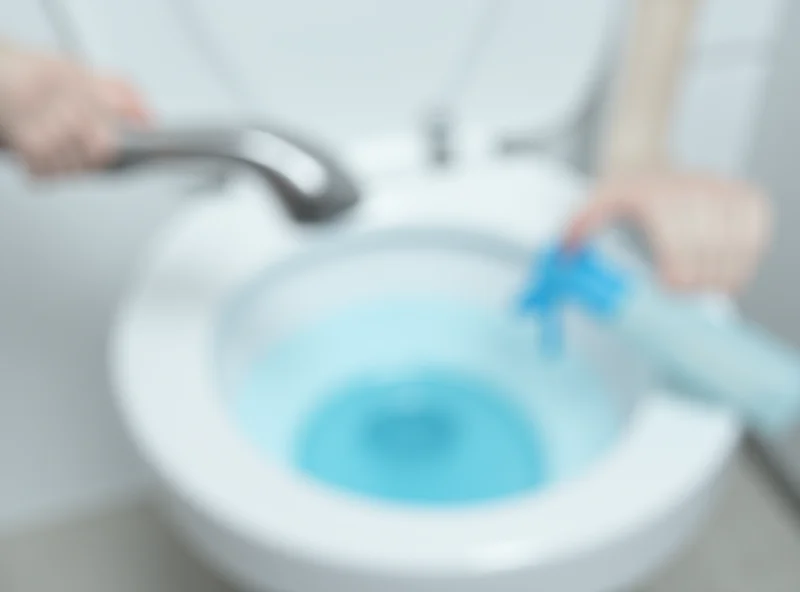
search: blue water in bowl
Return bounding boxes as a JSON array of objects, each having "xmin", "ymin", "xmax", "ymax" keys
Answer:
[
  {"xmin": 295, "ymin": 369, "xmax": 546, "ymax": 504},
  {"xmin": 229, "ymin": 297, "xmax": 621, "ymax": 506}
]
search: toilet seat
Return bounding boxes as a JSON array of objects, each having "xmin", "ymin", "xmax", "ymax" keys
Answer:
[{"xmin": 111, "ymin": 155, "xmax": 740, "ymax": 592}]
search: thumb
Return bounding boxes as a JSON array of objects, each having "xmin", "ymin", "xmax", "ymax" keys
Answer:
[{"xmin": 96, "ymin": 77, "xmax": 151, "ymax": 126}]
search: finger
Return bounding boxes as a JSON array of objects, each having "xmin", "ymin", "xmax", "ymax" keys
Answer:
[
  {"xmin": 742, "ymin": 188, "xmax": 772, "ymax": 260},
  {"xmin": 724, "ymin": 222, "xmax": 759, "ymax": 294},
  {"xmin": 562, "ymin": 180, "xmax": 640, "ymax": 249},
  {"xmin": 80, "ymin": 119, "xmax": 117, "ymax": 168},
  {"xmin": 35, "ymin": 97, "xmax": 86, "ymax": 175},
  {"xmin": 679, "ymin": 179, "xmax": 764, "ymax": 292},
  {"xmin": 662, "ymin": 185, "xmax": 733, "ymax": 292},
  {"xmin": 49, "ymin": 73, "xmax": 122, "ymax": 171},
  {"xmin": 95, "ymin": 76, "xmax": 151, "ymax": 126},
  {"xmin": 693, "ymin": 195, "xmax": 731, "ymax": 291},
  {"xmin": 55, "ymin": 100, "xmax": 93, "ymax": 173},
  {"xmin": 19, "ymin": 134, "xmax": 55, "ymax": 176},
  {"xmin": 15, "ymin": 116, "xmax": 62, "ymax": 177},
  {"xmin": 728, "ymin": 189, "xmax": 772, "ymax": 291},
  {"xmin": 66, "ymin": 89, "xmax": 119, "ymax": 170},
  {"xmin": 668, "ymin": 178, "xmax": 718, "ymax": 289},
  {"xmin": 25, "ymin": 90, "xmax": 95, "ymax": 177},
  {"xmin": 708, "ymin": 197, "xmax": 743, "ymax": 292},
  {"xmin": 644, "ymin": 196, "xmax": 697, "ymax": 290}
]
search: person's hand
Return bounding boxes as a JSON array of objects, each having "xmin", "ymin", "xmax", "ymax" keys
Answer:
[
  {"xmin": 0, "ymin": 43, "xmax": 151, "ymax": 177},
  {"xmin": 563, "ymin": 173, "xmax": 772, "ymax": 294}
]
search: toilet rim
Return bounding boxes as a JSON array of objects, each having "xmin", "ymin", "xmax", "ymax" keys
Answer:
[{"xmin": 111, "ymin": 158, "xmax": 741, "ymax": 575}]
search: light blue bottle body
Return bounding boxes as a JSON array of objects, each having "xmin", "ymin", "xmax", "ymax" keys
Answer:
[{"xmin": 519, "ymin": 245, "xmax": 800, "ymax": 436}]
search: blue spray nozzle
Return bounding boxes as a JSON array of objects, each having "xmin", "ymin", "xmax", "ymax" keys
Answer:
[
  {"xmin": 518, "ymin": 243, "xmax": 630, "ymax": 321},
  {"xmin": 516, "ymin": 243, "xmax": 631, "ymax": 357}
]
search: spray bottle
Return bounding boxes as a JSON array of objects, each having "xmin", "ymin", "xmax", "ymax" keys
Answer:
[{"xmin": 518, "ymin": 244, "xmax": 800, "ymax": 437}]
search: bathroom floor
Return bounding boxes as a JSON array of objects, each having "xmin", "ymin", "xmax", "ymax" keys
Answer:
[{"xmin": 1, "ymin": 449, "xmax": 800, "ymax": 592}]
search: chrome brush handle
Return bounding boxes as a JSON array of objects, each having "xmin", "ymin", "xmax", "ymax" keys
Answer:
[
  {"xmin": 4, "ymin": 125, "xmax": 361, "ymax": 224},
  {"xmin": 117, "ymin": 125, "xmax": 360, "ymax": 223}
]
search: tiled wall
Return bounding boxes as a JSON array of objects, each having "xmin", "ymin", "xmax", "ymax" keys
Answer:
[{"xmin": 671, "ymin": 0, "xmax": 785, "ymax": 174}]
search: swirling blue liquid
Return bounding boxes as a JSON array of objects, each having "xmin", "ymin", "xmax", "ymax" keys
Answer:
[{"xmin": 230, "ymin": 297, "xmax": 621, "ymax": 506}]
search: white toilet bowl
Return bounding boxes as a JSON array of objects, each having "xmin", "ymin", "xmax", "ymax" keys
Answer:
[
  {"xmin": 111, "ymin": 155, "xmax": 740, "ymax": 592},
  {"xmin": 73, "ymin": 0, "xmax": 744, "ymax": 588}
]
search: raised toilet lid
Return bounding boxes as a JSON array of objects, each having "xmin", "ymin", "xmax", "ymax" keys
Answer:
[{"xmin": 111, "ymin": 156, "xmax": 741, "ymax": 576}]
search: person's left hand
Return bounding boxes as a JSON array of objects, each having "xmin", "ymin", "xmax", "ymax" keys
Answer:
[{"xmin": 0, "ymin": 42, "xmax": 151, "ymax": 177}]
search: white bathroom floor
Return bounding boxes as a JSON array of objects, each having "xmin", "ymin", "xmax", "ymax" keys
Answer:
[{"xmin": 1, "ymin": 451, "xmax": 800, "ymax": 592}]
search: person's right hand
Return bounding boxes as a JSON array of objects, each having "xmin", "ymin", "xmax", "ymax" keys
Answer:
[
  {"xmin": 0, "ymin": 42, "xmax": 151, "ymax": 177},
  {"xmin": 563, "ymin": 173, "xmax": 773, "ymax": 294}
]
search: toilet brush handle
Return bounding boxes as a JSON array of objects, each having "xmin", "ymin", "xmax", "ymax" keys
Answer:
[
  {"xmin": 0, "ymin": 124, "xmax": 361, "ymax": 223},
  {"xmin": 104, "ymin": 127, "xmax": 243, "ymax": 170}
]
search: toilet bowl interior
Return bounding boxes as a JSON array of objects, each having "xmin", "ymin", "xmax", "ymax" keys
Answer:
[
  {"xmin": 110, "ymin": 163, "xmax": 740, "ymax": 589},
  {"xmin": 215, "ymin": 225, "xmax": 651, "ymax": 506}
]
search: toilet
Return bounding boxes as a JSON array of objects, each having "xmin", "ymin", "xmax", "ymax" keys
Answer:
[{"xmin": 96, "ymin": 0, "xmax": 741, "ymax": 590}]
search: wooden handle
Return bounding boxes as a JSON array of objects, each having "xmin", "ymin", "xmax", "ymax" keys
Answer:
[{"xmin": 600, "ymin": 0, "xmax": 700, "ymax": 177}]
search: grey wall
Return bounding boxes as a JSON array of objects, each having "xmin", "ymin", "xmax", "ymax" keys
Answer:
[
  {"xmin": 744, "ymin": 3, "xmax": 800, "ymax": 344},
  {"xmin": 742, "ymin": 0, "xmax": 800, "ymax": 491}
]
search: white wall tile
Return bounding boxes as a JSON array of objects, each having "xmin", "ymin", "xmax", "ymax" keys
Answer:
[
  {"xmin": 692, "ymin": 0, "xmax": 785, "ymax": 50},
  {"xmin": 0, "ymin": 0, "xmax": 188, "ymax": 534},
  {"xmin": 61, "ymin": 0, "xmax": 242, "ymax": 122},
  {"xmin": 0, "ymin": 0, "xmax": 60, "ymax": 49},
  {"xmin": 670, "ymin": 56, "xmax": 769, "ymax": 175}
]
